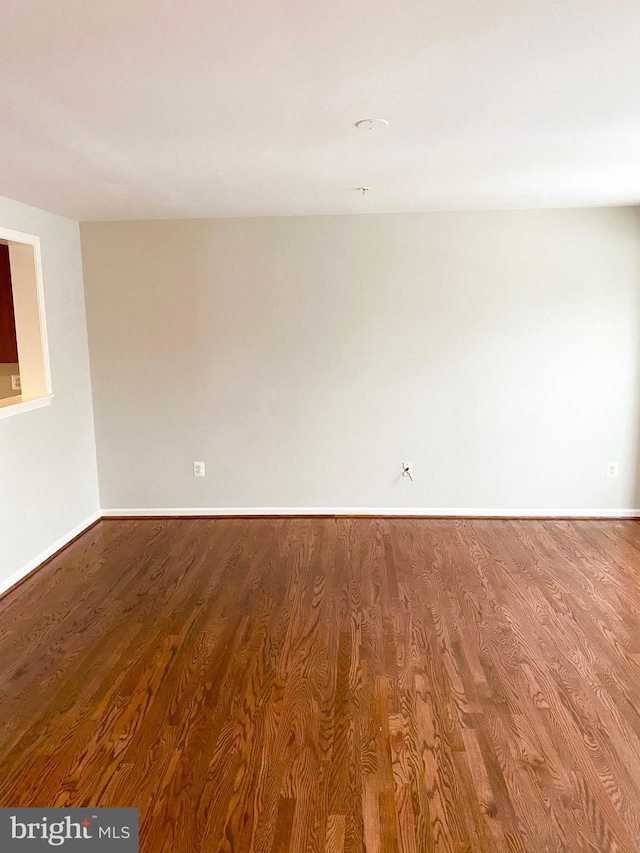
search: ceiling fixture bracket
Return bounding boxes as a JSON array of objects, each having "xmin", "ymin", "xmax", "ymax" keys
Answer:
[
  {"xmin": 356, "ymin": 187, "xmax": 371, "ymax": 196},
  {"xmin": 355, "ymin": 118, "xmax": 389, "ymax": 131}
]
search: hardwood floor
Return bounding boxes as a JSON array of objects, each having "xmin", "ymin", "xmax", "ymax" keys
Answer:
[{"xmin": 2, "ymin": 518, "xmax": 640, "ymax": 851}]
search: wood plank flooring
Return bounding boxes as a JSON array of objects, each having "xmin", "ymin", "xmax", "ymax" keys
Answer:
[{"xmin": 2, "ymin": 517, "xmax": 640, "ymax": 851}]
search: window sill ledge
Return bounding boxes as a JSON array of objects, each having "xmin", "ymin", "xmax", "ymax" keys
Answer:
[{"xmin": 0, "ymin": 394, "xmax": 54, "ymax": 420}]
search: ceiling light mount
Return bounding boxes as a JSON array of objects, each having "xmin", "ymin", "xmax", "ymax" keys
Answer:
[
  {"xmin": 356, "ymin": 187, "xmax": 371, "ymax": 196},
  {"xmin": 355, "ymin": 118, "xmax": 389, "ymax": 131}
]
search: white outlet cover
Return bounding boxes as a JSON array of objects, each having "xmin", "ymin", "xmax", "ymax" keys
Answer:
[
  {"xmin": 607, "ymin": 461, "xmax": 619, "ymax": 478},
  {"xmin": 11, "ymin": 375, "xmax": 21, "ymax": 391},
  {"xmin": 193, "ymin": 461, "xmax": 206, "ymax": 477}
]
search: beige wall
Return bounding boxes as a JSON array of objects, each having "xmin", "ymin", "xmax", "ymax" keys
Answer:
[
  {"xmin": 81, "ymin": 209, "xmax": 640, "ymax": 512},
  {"xmin": 0, "ymin": 363, "xmax": 19, "ymax": 399},
  {"xmin": 0, "ymin": 195, "xmax": 99, "ymax": 584}
]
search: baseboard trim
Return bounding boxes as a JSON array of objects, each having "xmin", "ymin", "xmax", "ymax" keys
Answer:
[
  {"xmin": 101, "ymin": 507, "xmax": 640, "ymax": 520},
  {"xmin": 0, "ymin": 510, "xmax": 102, "ymax": 601}
]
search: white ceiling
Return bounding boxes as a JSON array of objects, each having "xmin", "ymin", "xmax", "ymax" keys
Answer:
[{"xmin": 0, "ymin": 0, "xmax": 639, "ymax": 221}]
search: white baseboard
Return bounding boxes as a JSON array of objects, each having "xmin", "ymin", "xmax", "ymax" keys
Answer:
[
  {"xmin": 0, "ymin": 510, "xmax": 102, "ymax": 598},
  {"xmin": 101, "ymin": 507, "xmax": 640, "ymax": 519}
]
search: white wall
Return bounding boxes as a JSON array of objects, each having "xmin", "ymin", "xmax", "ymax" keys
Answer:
[
  {"xmin": 81, "ymin": 209, "xmax": 640, "ymax": 513},
  {"xmin": 0, "ymin": 195, "xmax": 99, "ymax": 585}
]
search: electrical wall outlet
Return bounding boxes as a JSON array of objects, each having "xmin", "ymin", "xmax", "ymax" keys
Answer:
[
  {"xmin": 11, "ymin": 374, "xmax": 20, "ymax": 391},
  {"xmin": 607, "ymin": 461, "xmax": 619, "ymax": 478},
  {"xmin": 193, "ymin": 461, "xmax": 206, "ymax": 477},
  {"xmin": 402, "ymin": 461, "xmax": 413, "ymax": 480}
]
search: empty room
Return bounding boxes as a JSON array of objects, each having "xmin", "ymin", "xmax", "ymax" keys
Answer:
[{"xmin": 2, "ymin": 1, "xmax": 640, "ymax": 851}]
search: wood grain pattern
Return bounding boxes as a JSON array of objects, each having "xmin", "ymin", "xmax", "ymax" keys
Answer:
[{"xmin": 2, "ymin": 517, "xmax": 640, "ymax": 851}]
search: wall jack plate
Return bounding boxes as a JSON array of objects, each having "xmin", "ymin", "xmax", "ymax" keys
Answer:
[{"xmin": 11, "ymin": 375, "xmax": 21, "ymax": 391}]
